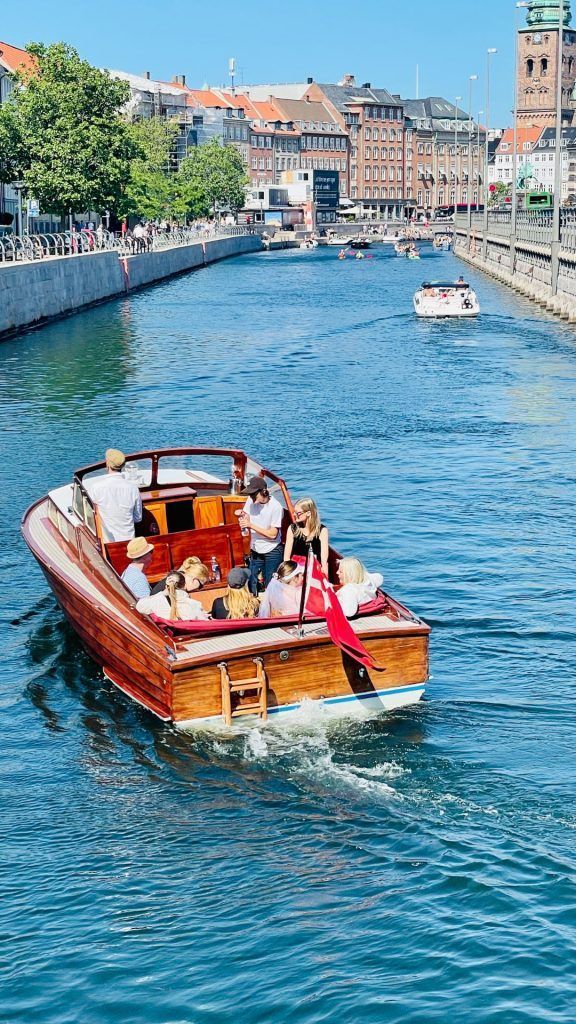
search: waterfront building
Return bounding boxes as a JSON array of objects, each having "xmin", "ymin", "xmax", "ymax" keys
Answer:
[
  {"xmin": 516, "ymin": 0, "xmax": 576, "ymax": 124},
  {"xmin": 492, "ymin": 125, "xmax": 543, "ymax": 186},
  {"xmin": 312, "ymin": 77, "xmax": 403, "ymax": 219},
  {"xmin": 109, "ymin": 70, "xmax": 200, "ymax": 167},
  {"xmin": 532, "ymin": 124, "xmax": 576, "ymax": 198},
  {"xmin": 268, "ymin": 96, "xmax": 348, "ymax": 198},
  {"xmin": 403, "ymin": 97, "xmax": 486, "ymax": 215}
]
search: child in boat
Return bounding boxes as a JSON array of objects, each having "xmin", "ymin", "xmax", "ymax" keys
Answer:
[
  {"xmin": 336, "ymin": 557, "xmax": 383, "ymax": 618},
  {"xmin": 211, "ymin": 567, "xmax": 260, "ymax": 620},
  {"xmin": 137, "ymin": 571, "xmax": 209, "ymax": 621},
  {"xmin": 283, "ymin": 497, "xmax": 329, "ymax": 576},
  {"xmin": 259, "ymin": 560, "xmax": 304, "ymax": 618}
]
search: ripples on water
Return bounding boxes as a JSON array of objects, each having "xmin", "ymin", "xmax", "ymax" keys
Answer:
[{"xmin": 2, "ymin": 247, "xmax": 576, "ymax": 1022}]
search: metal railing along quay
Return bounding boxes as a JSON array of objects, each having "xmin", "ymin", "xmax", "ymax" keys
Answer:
[
  {"xmin": 457, "ymin": 209, "xmax": 576, "ymax": 253},
  {"xmin": 0, "ymin": 225, "xmax": 251, "ymax": 264}
]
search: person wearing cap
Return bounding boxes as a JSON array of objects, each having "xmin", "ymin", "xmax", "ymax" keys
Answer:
[
  {"xmin": 121, "ymin": 537, "xmax": 154, "ymax": 599},
  {"xmin": 238, "ymin": 476, "xmax": 284, "ymax": 595},
  {"xmin": 90, "ymin": 448, "xmax": 143, "ymax": 542},
  {"xmin": 210, "ymin": 567, "xmax": 260, "ymax": 620}
]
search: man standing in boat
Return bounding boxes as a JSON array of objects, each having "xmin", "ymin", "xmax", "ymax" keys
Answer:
[
  {"xmin": 90, "ymin": 448, "xmax": 142, "ymax": 542},
  {"xmin": 238, "ymin": 476, "xmax": 284, "ymax": 595}
]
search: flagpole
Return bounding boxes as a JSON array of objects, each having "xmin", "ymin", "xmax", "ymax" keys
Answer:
[{"xmin": 297, "ymin": 545, "xmax": 311, "ymax": 638}]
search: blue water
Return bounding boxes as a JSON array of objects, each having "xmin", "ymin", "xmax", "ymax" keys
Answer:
[{"xmin": 1, "ymin": 244, "xmax": 576, "ymax": 1023}]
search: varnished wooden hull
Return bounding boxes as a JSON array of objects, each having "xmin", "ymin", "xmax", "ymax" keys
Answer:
[{"xmin": 23, "ymin": 497, "xmax": 430, "ymax": 728}]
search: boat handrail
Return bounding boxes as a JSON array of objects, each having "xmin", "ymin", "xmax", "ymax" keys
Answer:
[
  {"xmin": 73, "ymin": 447, "xmax": 294, "ymax": 514},
  {"xmin": 74, "ymin": 446, "xmax": 252, "ymax": 488}
]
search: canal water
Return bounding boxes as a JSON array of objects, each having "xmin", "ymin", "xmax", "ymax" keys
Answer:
[{"xmin": 1, "ymin": 244, "xmax": 575, "ymax": 1023}]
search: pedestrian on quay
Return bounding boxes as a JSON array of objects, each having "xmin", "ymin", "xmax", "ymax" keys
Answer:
[{"xmin": 238, "ymin": 476, "xmax": 284, "ymax": 595}]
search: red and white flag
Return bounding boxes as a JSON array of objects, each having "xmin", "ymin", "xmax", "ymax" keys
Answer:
[{"xmin": 302, "ymin": 554, "xmax": 385, "ymax": 672}]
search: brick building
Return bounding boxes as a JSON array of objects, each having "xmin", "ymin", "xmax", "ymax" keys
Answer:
[
  {"xmin": 403, "ymin": 97, "xmax": 486, "ymax": 214},
  {"xmin": 517, "ymin": 0, "xmax": 576, "ymax": 125}
]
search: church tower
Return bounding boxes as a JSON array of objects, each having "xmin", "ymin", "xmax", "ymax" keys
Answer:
[{"xmin": 517, "ymin": 0, "xmax": 576, "ymax": 124}]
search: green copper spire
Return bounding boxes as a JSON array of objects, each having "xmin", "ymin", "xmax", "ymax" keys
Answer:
[{"xmin": 525, "ymin": 0, "xmax": 572, "ymax": 28}]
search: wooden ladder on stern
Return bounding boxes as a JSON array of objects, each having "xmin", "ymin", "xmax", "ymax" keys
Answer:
[{"xmin": 219, "ymin": 657, "xmax": 268, "ymax": 727}]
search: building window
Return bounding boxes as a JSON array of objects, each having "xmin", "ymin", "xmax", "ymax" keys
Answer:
[
  {"xmin": 397, "ymin": 147, "xmax": 402, "ymax": 160},
  {"xmin": 381, "ymin": 166, "xmax": 387, "ymax": 181},
  {"xmin": 365, "ymin": 187, "xmax": 371, "ymax": 198},
  {"xmin": 373, "ymin": 146, "xmax": 379, "ymax": 160},
  {"xmin": 407, "ymin": 166, "xmax": 413, "ymax": 181},
  {"xmin": 252, "ymin": 157, "xmax": 258, "ymax": 170},
  {"xmin": 450, "ymin": 189, "xmax": 455, "ymax": 203},
  {"xmin": 365, "ymin": 146, "xmax": 371, "ymax": 159},
  {"xmin": 438, "ymin": 189, "xmax": 445, "ymax": 204},
  {"xmin": 381, "ymin": 128, "xmax": 387, "ymax": 142},
  {"xmin": 417, "ymin": 189, "xmax": 423, "ymax": 204},
  {"xmin": 526, "ymin": 58, "xmax": 534, "ymax": 77},
  {"xmin": 417, "ymin": 143, "xmax": 424, "ymax": 155},
  {"xmin": 352, "ymin": 186, "xmax": 357, "ymax": 197},
  {"xmin": 373, "ymin": 166, "xmax": 378, "ymax": 180},
  {"xmin": 259, "ymin": 157, "xmax": 264, "ymax": 170},
  {"xmin": 373, "ymin": 127, "xmax": 379, "ymax": 141},
  {"xmin": 541, "ymin": 57, "xmax": 548, "ymax": 76},
  {"xmin": 365, "ymin": 166, "xmax": 370, "ymax": 180},
  {"xmin": 390, "ymin": 128, "xmax": 395, "ymax": 141},
  {"xmin": 425, "ymin": 143, "xmax": 432, "ymax": 155},
  {"xmin": 365, "ymin": 127, "xmax": 371, "ymax": 141}
]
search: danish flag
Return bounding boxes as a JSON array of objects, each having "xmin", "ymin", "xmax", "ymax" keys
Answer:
[{"xmin": 302, "ymin": 554, "xmax": 385, "ymax": 672}]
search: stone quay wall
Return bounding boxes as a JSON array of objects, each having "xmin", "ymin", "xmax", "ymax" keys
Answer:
[
  {"xmin": 0, "ymin": 234, "xmax": 262, "ymax": 340},
  {"xmin": 453, "ymin": 217, "xmax": 576, "ymax": 323}
]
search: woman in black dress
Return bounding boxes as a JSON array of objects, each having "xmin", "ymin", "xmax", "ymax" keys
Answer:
[{"xmin": 283, "ymin": 497, "xmax": 329, "ymax": 576}]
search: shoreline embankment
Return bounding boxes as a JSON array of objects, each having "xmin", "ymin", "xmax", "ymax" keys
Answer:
[{"xmin": 0, "ymin": 234, "xmax": 262, "ymax": 341}]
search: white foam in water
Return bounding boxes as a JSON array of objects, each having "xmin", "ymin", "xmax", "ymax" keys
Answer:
[{"xmin": 181, "ymin": 706, "xmax": 403, "ymax": 802}]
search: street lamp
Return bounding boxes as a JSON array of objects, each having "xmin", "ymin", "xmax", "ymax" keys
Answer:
[
  {"xmin": 483, "ymin": 48, "xmax": 497, "ymax": 257},
  {"xmin": 454, "ymin": 96, "xmax": 462, "ymax": 214},
  {"xmin": 467, "ymin": 74, "xmax": 478, "ymax": 243},
  {"xmin": 476, "ymin": 111, "xmax": 484, "ymax": 210},
  {"xmin": 512, "ymin": 2, "xmax": 530, "ymax": 268},
  {"xmin": 552, "ymin": 0, "xmax": 566, "ymax": 294}
]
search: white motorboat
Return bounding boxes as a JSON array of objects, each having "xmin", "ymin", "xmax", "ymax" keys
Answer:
[
  {"xmin": 326, "ymin": 235, "xmax": 352, "ymax": 246},
  {"xmin": 413, "ymin": 280, "xmax": 480, "ymax": 318}
]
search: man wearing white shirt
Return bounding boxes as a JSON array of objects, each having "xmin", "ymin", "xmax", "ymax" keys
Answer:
[
  {"xmin": 238, "ymin": 476, "xmax": 284, "ymax": 595},
  {"xmin": 90, "ymin": 448, "xmax": 143, "ymax": 542}
]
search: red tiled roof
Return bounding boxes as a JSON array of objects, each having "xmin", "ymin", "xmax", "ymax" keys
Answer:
[
  {"xmin": 497, "ymin": 125, "xmax": 543, "ymax": 150},
  {"xmin": 0, "ymin": 41, "xmax": 36, "ymax": 74}
]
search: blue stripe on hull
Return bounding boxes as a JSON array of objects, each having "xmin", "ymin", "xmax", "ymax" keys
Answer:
[{"xmin": 267, "ymin": 683, "xmax": 425, "ymax": 716}]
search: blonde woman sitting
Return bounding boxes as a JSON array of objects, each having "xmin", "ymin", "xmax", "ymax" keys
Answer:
[
  {"xmin": 283, "ymin": 497, "xmax": 329, "ymax": 576},
  {"xmin": 211, "ymin": 567, "xmax": 260, "ymax": 620},
  {"xmin": 150, "ymin": 556, "xmax": 210, "ymax": 596},
  {"xmin": 336, "ymin": 557, "xmax": 383, "ymax": 618},
  {"xmin": 137, "ymin": 570, "xmax": 209, "ymax": 621},
  {"xmin": 259, "ymin": 560, "xmax": 304, "ymax": 618}
]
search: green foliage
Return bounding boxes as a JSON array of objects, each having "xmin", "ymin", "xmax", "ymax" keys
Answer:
[
  {"xmin": 0, "ymin": 42, "xmax": 137, "ymax": 217},
  {"xmin": 489, "ymin": 181, "xmax": 510, "ymax": 205},
  {"xmin": 120, "ymin": 117, "xmax": 180, "ymax": 220},
  {"xmin": 174, "ymin": 139, "xmax": 248, "ymax": 219}
]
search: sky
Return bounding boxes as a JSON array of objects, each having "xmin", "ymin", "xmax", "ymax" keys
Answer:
[{"xmin": 1, "ymin": 0, "xmax": 528, "ymax": 128}]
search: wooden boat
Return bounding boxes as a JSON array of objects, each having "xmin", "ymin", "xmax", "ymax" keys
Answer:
[
  {"xmin": 413, "ymin": 280, "xmax": 480, "ymax": 318},
  {"xmin": 21, "ymin": 447, "xmax": 430, "ymax": 729}
]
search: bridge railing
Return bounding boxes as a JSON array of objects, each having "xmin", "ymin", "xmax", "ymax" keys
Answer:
[
  {"xmin": 0, "ymin": 225, "xmax": 252, "ymax": 264},
  {"xmin": 456, "ymin": 208, "xmax": 576, "ymax": 252}
]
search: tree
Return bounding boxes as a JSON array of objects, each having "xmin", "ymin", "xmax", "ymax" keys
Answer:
[
  {"xmin": 174, "ymin": 139, "xmax": 248, "ymax": 219},
  {"xmin": 120, "ymin": 117, "xmax": 180, "ymax": 220},
  {"xmin": 0, "ymin": 42, "xmax": 137, "ymax": 220}
]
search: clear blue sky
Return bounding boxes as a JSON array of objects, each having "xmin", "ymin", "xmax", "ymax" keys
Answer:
[{"xmin": 2, "ymin": 0, "xmax": 525, "ymax": 127}]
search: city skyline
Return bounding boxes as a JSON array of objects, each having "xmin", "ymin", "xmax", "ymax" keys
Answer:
[{"xmin": 1, "ymin": 0, "xmax": 525, "ymax": 126}]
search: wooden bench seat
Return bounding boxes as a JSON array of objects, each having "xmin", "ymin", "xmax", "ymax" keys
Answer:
[{"xmin": 105, "ymin": 524, "xmax": 246, "ymax": 583}]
